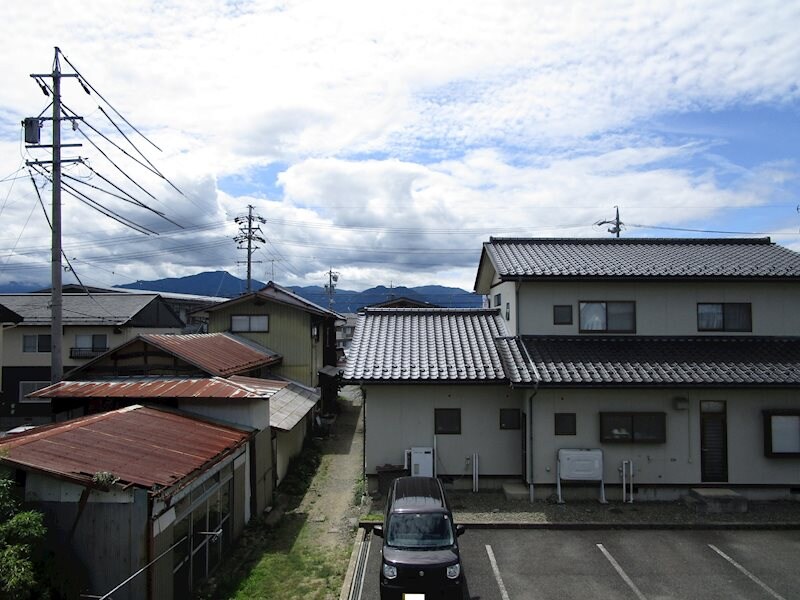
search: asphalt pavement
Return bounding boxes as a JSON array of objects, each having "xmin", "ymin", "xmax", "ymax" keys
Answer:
[{"xmin": 357, "ymin": 528, "xmax": 800, "ymax": 600}]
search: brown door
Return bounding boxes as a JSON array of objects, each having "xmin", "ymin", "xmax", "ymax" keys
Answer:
[{"xmin": 700, "ymin": 401, "xmax": 728, "ymax": 482}]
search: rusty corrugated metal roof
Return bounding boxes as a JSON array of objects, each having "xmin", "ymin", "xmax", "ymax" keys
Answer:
[
  {"xmin": 28, "ymin": 377, "xmax": 273, "ymax": 400},
  {"xmin": 0, "ymin": 405, "xmax": 250, "ymax": 493},
  {"xmin": 139, "ymin": 333, "xmax": 281, "ymax": 376}
]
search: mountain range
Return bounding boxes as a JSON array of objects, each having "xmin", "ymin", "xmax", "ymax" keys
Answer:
[{"xmin": 1, "ymin": 271, "xmax": 483, "ymax": 312}]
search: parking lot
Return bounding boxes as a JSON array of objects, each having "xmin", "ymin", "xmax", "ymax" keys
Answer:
[{"xmin": 357, "ymin": 528, "xmax": 799, "ymax": 600}]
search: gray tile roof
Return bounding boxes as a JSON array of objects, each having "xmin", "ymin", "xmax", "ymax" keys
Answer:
[
  {"xmin": 481, "ymin": 238, "xmax": 800, "ymax": 281},
  {"xmin": 344, "ymin": 308, "xmax": 534, "ymax": 383},
  {"xmin": 521, "ymin": 336, "xmax": 800, "ymax": 386},
  {"xmin": 0, "ymin": 293, "xmax": 161, "ymax": 326}
]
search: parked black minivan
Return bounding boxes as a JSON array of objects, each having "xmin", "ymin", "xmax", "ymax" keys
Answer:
[{"xmin": 374, "ymin": 476, "xmax": 466, "ymax": 600}]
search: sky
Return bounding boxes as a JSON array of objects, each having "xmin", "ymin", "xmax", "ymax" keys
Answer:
[{"xmin": 1, "ymin": 0, "xmax": 799, "ymax": 293}]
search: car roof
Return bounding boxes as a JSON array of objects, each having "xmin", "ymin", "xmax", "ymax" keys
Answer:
[{"xmin": 389, "ymin": 476, "xmax": 447, "ymax": 511}]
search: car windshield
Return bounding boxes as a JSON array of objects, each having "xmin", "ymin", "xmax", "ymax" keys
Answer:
[{"xmin": 386, "ymin": 512, "xmax": 453, "ymax": 548}]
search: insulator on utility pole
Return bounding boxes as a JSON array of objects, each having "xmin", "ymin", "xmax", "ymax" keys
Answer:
[
  {"xmin": 324, "ymin": 268, "xmax": 339, "ymax": 310},
  {"xmin": 595, "ymin": 206, "xmax": 623, "ymax": 238}
]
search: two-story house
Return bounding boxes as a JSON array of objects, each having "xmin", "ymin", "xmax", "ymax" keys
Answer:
[
  {"xmin": 0, "ymin": 293, "xmax": 184, "ymax": 429},
  {"xmin": 345, "ymin": 237, "xmax": 800, "ymax": 500},
  {"xmin": 196, "ymin": 281, "xmax": 344, "ymax": 412}
]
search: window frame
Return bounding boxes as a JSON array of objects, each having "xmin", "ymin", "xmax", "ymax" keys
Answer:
[
  {"xmin": 763, "ymin": 410, "xmax": 800, "ymax": 458},
  {"xmin": 697, "ymin": 302, "xmax": 752, "ymax": 332},
  {"xmin": 230, "ymin": 314, "xmax": 269, "ymax": 333},
  {"xmin": 22, "ymin": 334, "xmax": 51, "ymax": 353},
  {"xmin": 579, "ymin": 301, "xmax": 636, "ymax": 333},
  {"xmin": 19, "ymin": 381, "xmax": 51, "ymax": 404},
  {"xmin": 553, "ymin": 305, "xmax": 573, "ymax": 325},
  {"xmin": 499, "ymin": 408, "xmax": 521, "ymax": 430},
  {"xmin": 554, "ymin": 413, "xmax": 577, "ymax": 436},
  {"xmin": 599, "ymin": 412, "xmax": 666, "ymax": 443},
  {"xmin": 434, "ymin": 408, "xmax": 461, "ymax": 435},
  {"xmin": 493, "ymin": 293, "xmax": 502, "ymax": 307}
]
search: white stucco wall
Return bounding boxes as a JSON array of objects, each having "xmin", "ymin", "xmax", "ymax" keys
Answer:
[
  {"xmin": 530, "ymin": 387, "xmax": 800, "ymax": 486},
  {"xmin": 364, "ymin": 384, "xmax": 525, "ymax": 476},
  {"xmin": 515, "ymin": 280, "xmax": 800, "ymax": 336}
]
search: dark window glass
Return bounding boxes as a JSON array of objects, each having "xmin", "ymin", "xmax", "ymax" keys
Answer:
[
  {"xmin": 500, "ymin": 408, "xmax": 521, "ymax": 430},
  {"xmin": 554, "ymin": 413, "xmax": 576, "ymax": 435},
  {"xmin": 600, "ymin": 412, "xmax": 666, "ymax": 443},
  {"xmin": 697, "ymin": 303, "xmax": 751, "ymax": 332},
  {"xmin": 579, "ymin": 302, "xmax": 635, "ymax": 333},
  {"xmin": 553, "ymin": 305, "xmax": 573, "ymax": 325},
  {"xmin": 494, "ymin": 293, "xmax": 502, "ymax": 307},
  {"xmin": 435, "ymin": 408, "xmax": 461, "ymax": 435}
]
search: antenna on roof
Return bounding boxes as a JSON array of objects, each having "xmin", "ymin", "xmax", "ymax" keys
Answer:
[{"xmin": 595, "ymin": 206, "xmax": 623, "ymax": 238}]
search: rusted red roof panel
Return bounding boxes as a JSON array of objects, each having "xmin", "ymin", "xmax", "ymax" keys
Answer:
[
  {"xmin": 28, "ymin": 377, "xmax": 270, "ymax": 399},
  {"xmin": 141, "ymin": 333, "xmax": 281, "ymax": 376},
  {"xmin": 0, "ymin": 405, "xmax": 249, "ymax": 491}
]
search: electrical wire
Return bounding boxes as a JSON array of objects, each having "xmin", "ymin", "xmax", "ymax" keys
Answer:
[{"xmin": 627, "ymin": 223, "xmax": 800, "ymax": 236}]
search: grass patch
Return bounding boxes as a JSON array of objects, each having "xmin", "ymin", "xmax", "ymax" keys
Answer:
[
  {"xmin": 352, "ymin": 474, "xmax": 365, "ymax": 507},
  {"xmin": 361, "ymin": 512, "xmax": 383, "ymax": 522},
  {"xmin": 278, "ymin": 440, "xmax": 322, "ymax": 497}
]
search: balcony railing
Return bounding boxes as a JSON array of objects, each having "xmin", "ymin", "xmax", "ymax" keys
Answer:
[{"xmin": 69, "ymin": 347, "xmax": 109, "ymax": 359}]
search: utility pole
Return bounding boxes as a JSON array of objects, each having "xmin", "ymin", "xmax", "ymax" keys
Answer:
[
  {"xmin": 25, "ymin": 47, "xmax": 82, "ymax": 383},
  {"xmin": 234, "ymin": 205, "xmax": 265, "ymax": 293},
  {"xmin": 596, "ymin": 206, "xmax": 623, "ymax": 238},
  {"xmin": 324, "ymin": 268, "xmax": 339, "ymax": 309}
]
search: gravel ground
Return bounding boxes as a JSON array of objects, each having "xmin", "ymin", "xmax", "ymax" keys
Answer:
[{"xmin": 444, "ymin": 490, "xmax": 800, "ymax": 525}]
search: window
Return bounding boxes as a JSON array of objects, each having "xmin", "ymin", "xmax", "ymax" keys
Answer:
[
  {"xmin": 493, "ymin": 293, "xmax": 502, "ymax": 307},
  {"xmin": 435, "ymin": 408, "xmax": 461, "ymax": 434},
  {"xmin": 554, "ymin": 413, "xmax": 577, "ymax": 435},
  {"xmin": 499, "ymin": 408, "xmax": 521, "ymax": 430},
  {"xmin": 19, "ymin": 381, "xmax": 50, "ymax": 404},
  {"xmin": 23, "ymin": 334, "xmax": 50, "ymax": 353},
  {"xmin": 763, "ymin": 410, "xmax": 800, "ymax": 457},
  {"xmin": 697, "ymin": 303, "xmax": 752, "ymax": 332},
  {"xmin": 600, "ymin": 412, "xmax": 666, "ymax": 443},
  {"xmin": 579, "ymin": 301, "xmax": 635, "ymax": 333},
  {"xmin": 553, "ymin": 305, "xmax": 573, "ymax": 325},
  {"xmin": 71, "ymin": 334, "xmax": 108, "ymax": 358},
  {"xmin": 230, "ymin": 315, "xmax": 268, "ymax": 332}
]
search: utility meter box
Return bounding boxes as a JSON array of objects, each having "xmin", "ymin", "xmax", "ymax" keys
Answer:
[
  {"xmin": 558, "ymin": 448, "xmax": 603, "ymax": 480},
  {"xmin": 410, "ymin": 447, "xmax": 434, "ymax": 477}
]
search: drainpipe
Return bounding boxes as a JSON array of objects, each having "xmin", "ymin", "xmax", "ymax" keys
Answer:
[{"xmin": 359, "ymin": 383, "xmax": 367, "ymax": 490}]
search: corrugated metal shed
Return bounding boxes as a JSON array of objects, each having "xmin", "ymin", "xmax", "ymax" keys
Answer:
[
  {"xmin": 229, "ymin": 376, "xmax": 319, "ymax": 431},
  {"xmin": 343, "ymin": 308, "xmax": 534, "ymax": 383},
  {"xmin": 139, "ymin": 333, "xmax": 281, "ymax": 376},
  {"xmin": 521, "ymin": 335, "xmax": 800, "ymax": 386},
  {"xmin": 0, "ymin": 293, "xmax": 162, "ymax": 325},
  {"xmin": 0, "ymin": 405, "xmax": 249, "ymax": 492}
]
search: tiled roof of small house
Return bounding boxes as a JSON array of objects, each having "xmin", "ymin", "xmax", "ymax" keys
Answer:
[
  {"xmin": 343, "ymin": 308, "xmax": 534, "ymax": 383},
  {"xmin": 521, "ymin": 336, "xmax": 800, "ymax": 386},
  {"xmin": 477, "ymin": 238, "xmax": 800, "ymax": 287},
  {"xmin": 0, "ymin": 293, "xmax": 166, "ymax": 326}
]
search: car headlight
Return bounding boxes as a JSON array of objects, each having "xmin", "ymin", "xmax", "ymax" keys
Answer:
[
  {"xmin": 446, "ymin": 562, "xmax": 461, "ymax": 579},
  {"xmin": 383, "ymin": 563, "xmax": 397, "ymax": 579}
]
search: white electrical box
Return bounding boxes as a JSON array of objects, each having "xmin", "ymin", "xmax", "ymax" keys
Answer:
[
  {"xmin": 410, "ymin": 447, "xmax": 434, "ymax": 477},
  {"xmin": 558, "ymin": 448, "xmax": 603, "ymax": 480}
]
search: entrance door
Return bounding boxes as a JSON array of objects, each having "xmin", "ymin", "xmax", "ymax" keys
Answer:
[{"xmin": 700, "ymin": 401, "xmax": 728, "ymax": 482}]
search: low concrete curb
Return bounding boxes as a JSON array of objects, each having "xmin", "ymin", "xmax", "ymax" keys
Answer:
[
  {"xmin": 340, "ymin": 527, "xmax": 367, "ymax": 600},
  {"xmin": 359, "ymin": 519, "xmax": 800, "ymax": 530}
]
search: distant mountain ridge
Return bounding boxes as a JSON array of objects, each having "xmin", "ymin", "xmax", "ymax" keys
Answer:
[
  {"xmin": 116, "ymin": 272, "xmax": 484, "ymax": 310},
  {"xmin": 1, "ymin": 271, "xmax": 483, "ymax": 309}
]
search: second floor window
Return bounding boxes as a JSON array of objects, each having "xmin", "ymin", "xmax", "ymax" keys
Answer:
[
  {"xmin": 697, "ymin": 303, "xmax": 752, "ymax": 332},
  {"xmin": 23, "ymin": 334, "xmax": 51, "ymax": 353},
  {"xmin": 579, "ymin": 301, "xmax": 635, "ymax": 333},
  {"xmin": 71, "ymin": 334, "xmax": 108, "ymax": 358},
  {"xmin": 231, "ymin": 315, "xmax": 269, "ymax": 332},
  {"xmin": 493, "ymin": 293, "xmax": 502, "ymax": 307}
]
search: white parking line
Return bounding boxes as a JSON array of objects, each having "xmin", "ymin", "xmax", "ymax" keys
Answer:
[
  {"xmin": 708, "ymin": 544, "xmax": 787, "ymax": 600},
  {"xmin": 596, "ymin": 543, "xmax": 648, "ymax": 600},
  {"xmin": 485, "ymin": 544, "xmax": 511, "ymax": 600}
]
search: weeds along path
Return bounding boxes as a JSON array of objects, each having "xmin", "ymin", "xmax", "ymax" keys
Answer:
[{"xmin": 298, "ymin": 386, "xmax": 365, "ymax": 548}]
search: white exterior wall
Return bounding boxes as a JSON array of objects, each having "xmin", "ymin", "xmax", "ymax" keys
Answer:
[
  {"xmin": 364, "ymin": 384, "xmax": 525, "ymax": 476},
  {"xmin": 178, "ymin": 398, "xmax": 270, "ymax": 431},
  {"xmin": 276, "ymin": 420, "xmax": 306, "ymax": 485},
  {"xmin": 530, "ymin": 388, "xmax": 800, "ymax": 486},
  {"xmin": 4, "ymin": 325, "xmax": 182, "ymax": 368},
  {"xmin": 516, "ymin": 280, "xmax": 800, "ymax": 336},
  {"xmin": 486, "ymin": 280, "xmax": 518, "ymax": 335}
]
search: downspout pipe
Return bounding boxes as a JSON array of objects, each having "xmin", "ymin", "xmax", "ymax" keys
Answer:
[{"xmin": 359, "ymin": 383, "xmax": 367, "ymax": 494}]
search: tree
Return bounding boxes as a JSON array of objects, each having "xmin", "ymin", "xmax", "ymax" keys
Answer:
[{"xmin": 0, "ymin": 475, "xmax": 47, "ymax": 599}]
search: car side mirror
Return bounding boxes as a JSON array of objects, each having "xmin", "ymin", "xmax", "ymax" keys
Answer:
[
  {"xmin": 455, "ymin": 524, "xmax": 466, "ymax": 537},
  {"xmin": 373, "ymin": 524, "xmax": 383, "ymax": 537}
]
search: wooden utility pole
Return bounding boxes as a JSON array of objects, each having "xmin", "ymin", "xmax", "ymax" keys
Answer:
[{"xmin": 50, "ymin": 48, "xmax": 63, "ymax": 382}]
